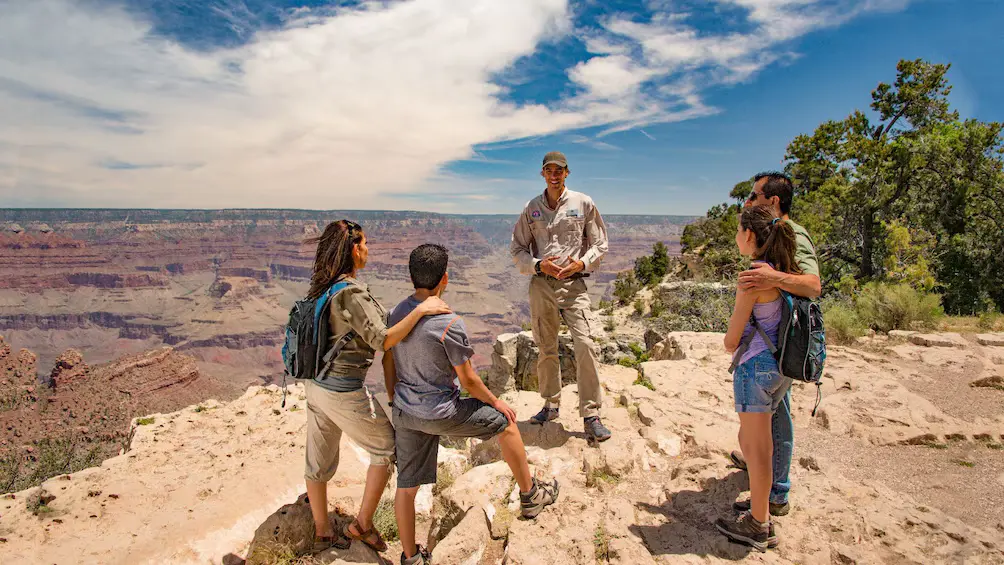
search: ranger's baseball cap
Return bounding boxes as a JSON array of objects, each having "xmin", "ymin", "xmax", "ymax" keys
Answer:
[{"xmin": 542, "ymin": 151, "xmax": 568, "ymax": 169}]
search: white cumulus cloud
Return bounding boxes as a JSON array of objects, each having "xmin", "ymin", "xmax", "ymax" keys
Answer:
[{"xmin": 0, "ymin": 0, "xmax": 908, "ymax": 210}]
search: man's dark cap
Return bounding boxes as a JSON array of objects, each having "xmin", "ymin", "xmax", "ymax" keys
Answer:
[{"xmin": 542, "ymin": 151, "xmax": 568, "ymax": 169}]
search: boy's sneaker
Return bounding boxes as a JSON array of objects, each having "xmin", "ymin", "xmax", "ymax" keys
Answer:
[
  {"xmin": 732, "ymin": 498, "xmax": 790, "ymax": 517},
  {"xmin": 715, "ymin": 511, "xmax": 772, "ymax": 552},
  {"xmin": 584, "ymin": 416, "xmax": 611, "ymax": 442},
  {"xmin": 530, "ymin": 405, "xmax": 559, "ymax": 425},
  {"xmin": 520, "ymin": 477, "xmax": 560, "ymax": 519},
  {"xmin": 401, "ymin": 545, "xmax": 431, "ymax": 565}
]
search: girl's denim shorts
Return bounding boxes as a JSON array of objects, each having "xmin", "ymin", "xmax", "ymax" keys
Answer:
[{"xmin": 733, "ymin": 349, "xmax": 792, "ymax": 413}]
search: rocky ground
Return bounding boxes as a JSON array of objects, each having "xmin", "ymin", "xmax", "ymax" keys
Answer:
[{"xmin": 1, "ymin": 325, "xmax": 1002, "ymax": 564}]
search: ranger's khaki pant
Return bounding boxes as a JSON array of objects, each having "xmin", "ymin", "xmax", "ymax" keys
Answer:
[{"xmin": 529, "ymin": 276, "xmax": 601, "ymax": 418}]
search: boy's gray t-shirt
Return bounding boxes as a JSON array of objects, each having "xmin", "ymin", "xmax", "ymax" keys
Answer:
[{"xmin": 388, "ymin": 296, "xmax": 475, "ymax": 420}]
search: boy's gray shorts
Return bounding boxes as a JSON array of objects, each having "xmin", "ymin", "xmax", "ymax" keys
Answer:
[{"xmin": 392, "ymin": 398, "xmax": 508, "ymax": 488}]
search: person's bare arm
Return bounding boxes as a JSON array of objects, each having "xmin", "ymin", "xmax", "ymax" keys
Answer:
[
  {"xmin": 455, "ymin": 361, "xmax": 516, "ymax": 424},
  {"xmin": 382, "ymin": 352, "xmax": 397, "ymax": 405},
  {"xmin": 738, "ymin": 263, "xmax": 821, "ymax": 298},
  {"xmin": 724, "ymin": 288, "xmax": 756, "ymax": 353}
]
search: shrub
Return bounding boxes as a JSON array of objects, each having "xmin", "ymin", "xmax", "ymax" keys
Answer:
[
  {"xmin": 613, "ymin": 271, "xmax": 642, "ymax": 305},
  {"xmin": 372, "ymin": 498, "xmax": 399, "ymax": 542},
  {"xmin": 649, "ymin": 298, "xmax": 665, "ymax": 318},
  {"xmin": 604, "ymin": 316, "xmax": 615, "ymax": 332},
  {"xmin": 978, "ymin": 309, "xmax": 1001, "ymax": 331},
  {"xmin": 617, "ymin": 357, "xmax": 638, "ymax": 369},
  {"xmin": 633, "ymin": 299, "xmax": 645, "ymax": 316},
  {"xmin": 823, "ymin": 299, "xmax": 866, "ymax": 345},
  {"xmin": 633, "ymin": 372, "xmax": 655, "ymax": 391},
  {"xmin": 593, "ymin": 522, "xmax": 610, "ymax": 562},
  {"xmin": 136, "ymin": 417, "xmax": 155, "ymax": 426},
  {"xmin": 855, "ymin": 282, "xmax": 944, "ymax": 332},
  {"xmin": 652, "ymin": 283, "xmax": 735, "ymax": 333}
]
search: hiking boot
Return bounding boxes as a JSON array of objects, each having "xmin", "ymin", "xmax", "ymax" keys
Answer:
[
  {"xmin": 520, "ymin": 477, "xmax": 560, "ymax": 519},
  {"xmin": 400, "ymin": 545, "xmax": 431, "ymax": 565},
  {"xmin": 732, "ymin": 498, "xmax": 790, "ymax": 517},
  {"xmin": 729, "ymin": 450, "xmax": 747, "ymax": 471},
  {"xmin": 530, "ymin": 405, "xmax": 559, "ymax": 425},
  {"xmin": 584, "ymin": 416, "xmax": 611, "ymax": 442},
  {"xmin": 715, "ymin": 511, "xmax": 772, "ymax": 552}
]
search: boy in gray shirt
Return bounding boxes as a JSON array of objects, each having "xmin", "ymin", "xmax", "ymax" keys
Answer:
[{"xmin": 385, "ymin": 244, "xmax": 559, "ymax": 565}]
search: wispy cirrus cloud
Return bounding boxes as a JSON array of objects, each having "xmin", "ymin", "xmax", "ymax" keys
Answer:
[{"xmin": 0, "ymin": 0, "xmax": 909, "ymax": 210}]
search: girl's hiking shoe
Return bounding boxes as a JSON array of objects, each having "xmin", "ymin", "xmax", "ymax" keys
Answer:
[
  {"xmin": 520, "ymin": 477, "xmax": 560, "ymax": 519},
  {"xmin": 732, "ymin": 498, "xmax": 790, "ymax": 517},
  {"xmin": 715, "ymin": 511, "xmax": 774, "ymax": 552},
  {"xmin": 400, "ymin": 545, "xmax": 431, "ymax": 565},
  {"xmin": 584, "ymin": 416, "xmax": 612, "ymax": 442},
  {"xmin": 530, "ymin": 405, "xmax": 559, "ymax": 425}
]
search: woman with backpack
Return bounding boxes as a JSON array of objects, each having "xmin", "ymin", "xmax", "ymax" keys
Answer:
[
  {"xmin": 302, "ymin": 219, "xmax": 451, "ymax": 554},
  {"xmin": 716, "ymin": 205, "xmax": 800, "ymax": 552}
]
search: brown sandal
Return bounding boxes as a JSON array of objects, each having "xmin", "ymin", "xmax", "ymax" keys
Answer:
[
  {"xmin": 312, "ymin": 534, "xmax": 351, "ymax": 553},
  {"xmin": 343, "ymin": 519, "xmax": 388, "ymax": 552}
]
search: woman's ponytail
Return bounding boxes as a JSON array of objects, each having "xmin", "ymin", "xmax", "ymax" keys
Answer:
[{"xmin": 739, "ymin": 206, "xmax": 801, "ymax": 275}]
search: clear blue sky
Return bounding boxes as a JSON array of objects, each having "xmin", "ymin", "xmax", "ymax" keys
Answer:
[{"xmin": 1, "ymin": 0, "xmax": 1001, "ymax": 214}]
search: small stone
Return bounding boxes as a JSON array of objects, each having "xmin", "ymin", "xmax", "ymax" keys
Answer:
[
  {"xmin": 636, "ymin": 401, "xmax": 657, "ymax": 426},
  {"xmin": 799, "ymin": 456, "xmax": 821, "ymax": 471},
  {"xmin": 39, "ymin": 490, "xmax": 56, "ymax": 505},
  {"xmin": 87, "ymin": 490, "xmax": 102, "ymax": 497}
]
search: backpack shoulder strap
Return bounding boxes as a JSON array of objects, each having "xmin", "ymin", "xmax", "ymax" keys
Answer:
[
  {"xmin": 728, "ymin": 313, "xmax": 758, "ymax": 374},
  {"xmin": 316, "ymin": 280, "xmax": 357, "ymax": 378}
]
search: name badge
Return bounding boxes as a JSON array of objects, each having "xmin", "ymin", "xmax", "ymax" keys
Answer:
[{"xmin": 567, "ymin": 209, "xmax": 580, "ymax": 218}]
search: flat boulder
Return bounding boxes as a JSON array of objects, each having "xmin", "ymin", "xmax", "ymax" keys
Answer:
[
  {"xmin": 908, "ymin": 333, "xmax": 966, "ymax": 348},
  {"xmin": 430, "ymin": 507, "xmax": 490, "ymax": 565},
  {"xmin": 976, "ymin": 333, "xmax": 1004, "ymax": 347}
]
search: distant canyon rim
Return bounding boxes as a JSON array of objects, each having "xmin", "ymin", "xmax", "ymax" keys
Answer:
[{"xmin": 0, "ymin": 209, "xmax": 693, "ymax": 390}]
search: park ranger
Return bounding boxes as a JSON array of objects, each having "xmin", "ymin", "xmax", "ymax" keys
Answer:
[{"xmin": 510, "ymin": 151, "xmax": 611, "ymax": 442}]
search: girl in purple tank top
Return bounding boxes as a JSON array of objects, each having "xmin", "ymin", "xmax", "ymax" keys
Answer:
[{"xmin": 718, "ymin": 205, "xmax": 803, "ymax": 545}]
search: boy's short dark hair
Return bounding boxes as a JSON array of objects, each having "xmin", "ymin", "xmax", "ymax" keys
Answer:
[
  {"xmin": 754, "ymin": 171, "xmax": 794, "ymax": 215},
  {"xmin": 409, "ymin": 244, "xmax": 449, "ymax": 290}
]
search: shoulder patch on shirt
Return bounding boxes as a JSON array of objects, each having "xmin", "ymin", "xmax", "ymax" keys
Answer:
[{"xmin": 531, "ymin": 209, "xmax": 541, "ymax": 219}]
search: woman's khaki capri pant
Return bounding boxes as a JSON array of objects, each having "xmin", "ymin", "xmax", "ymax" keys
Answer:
[{"xmin": 304, "ymin": 380, "xmax": 395, "ymax": 482}]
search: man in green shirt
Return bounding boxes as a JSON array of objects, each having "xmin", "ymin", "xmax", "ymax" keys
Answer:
[{"xmin": 732, "ymin": 171, "xmax": 821, "ymax": 519}]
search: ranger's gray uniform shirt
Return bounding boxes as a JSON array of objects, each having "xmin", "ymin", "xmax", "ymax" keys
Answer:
[{"xmin": 510, "ymin": 188, "xmax": 609, "ymax": 274}]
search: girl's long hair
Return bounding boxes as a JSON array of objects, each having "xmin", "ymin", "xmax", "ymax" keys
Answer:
[
  {"xmin": 305, "ymin": 220, "xmax": 363, "ymax": 299},
  {"xmin": 740, "ymin": 206, "xmax": 802, "ymax": 275}
]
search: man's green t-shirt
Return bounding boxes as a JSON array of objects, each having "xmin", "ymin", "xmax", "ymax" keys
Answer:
[{"xmin": 786, "ymin": 219, "xmax": 819, "ymax": 277}]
